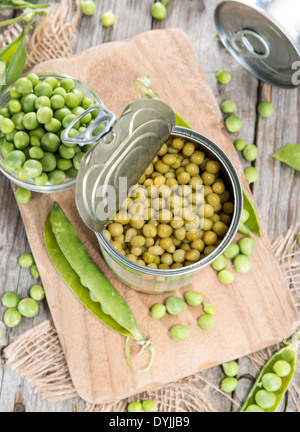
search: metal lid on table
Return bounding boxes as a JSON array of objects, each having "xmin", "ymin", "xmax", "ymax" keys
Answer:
[
  {"xmin": 73, "ymin": 99, "xmax": 176, "ymax": 233},
  {"xmin": 214, "ymin": 0, "xmax": 300, "ymax": 89}
]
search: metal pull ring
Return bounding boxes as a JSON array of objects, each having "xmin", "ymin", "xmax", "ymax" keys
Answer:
[
  {"xmin": 230, "ymin": 29, "xmax": 271, "ymax": 59},
  {"xmin": 61, "ymin": 104, "xmax": 117, "ymax": 147}
]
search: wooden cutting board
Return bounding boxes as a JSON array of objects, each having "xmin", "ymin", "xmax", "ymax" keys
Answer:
[{"xmin": 14, "ymin": 29, "xmax": 296, "ymax": 404}]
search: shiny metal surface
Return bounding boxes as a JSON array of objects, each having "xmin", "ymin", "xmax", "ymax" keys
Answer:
[
  {"xmin": 215, "ymin": 0, "xmax": 300, "ymax": 88},
  {"xmin": 75, "ymin": 99, "xmax": 176, "ymax": 233},
  {"xmin": 96, "ymin": 127, "xmax": 243, "ymax": 294}
]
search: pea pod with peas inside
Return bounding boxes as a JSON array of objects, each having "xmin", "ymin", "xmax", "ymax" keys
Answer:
[
  {"xmin": 45, "ymin": 203, "xmax": 154, "ymax": 371},
  {"xmin": 240, "ymin": 333, "xmax": 299, "ymax": 412}
]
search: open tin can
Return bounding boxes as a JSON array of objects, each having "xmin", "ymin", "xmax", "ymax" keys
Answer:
[
  {"xmin": 63, "ymin": 99, "xmax": 243, "ymax": 294},
  {"xmin": 215, "ymin": 0, "xmax": 300, "ymax": 88}
]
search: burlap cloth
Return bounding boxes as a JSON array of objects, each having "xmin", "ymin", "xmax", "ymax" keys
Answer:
[{"xmin": 1, "ymin": 1, "xmax": 299, "ymax": 412}]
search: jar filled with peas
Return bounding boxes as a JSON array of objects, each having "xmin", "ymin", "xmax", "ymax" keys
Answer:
[{"xmin": 0, "ymin": 73, "xmax": 103, "ymax": 193}]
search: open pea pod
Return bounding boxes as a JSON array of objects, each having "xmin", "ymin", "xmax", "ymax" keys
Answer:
[
  {"xmin": 241, "ymin": 189, "xmax": 261, "ymax": 238},
  {"xmin": 273, "ymin": 144, "xmax": 300, "ymax": 172},
  {"xmin": 44, "ymin": 214, "xmax": 132, "ymax": 338},
  {"xmin": 240, "ymin": 333, "xmax": 299, "ymax": 412}
]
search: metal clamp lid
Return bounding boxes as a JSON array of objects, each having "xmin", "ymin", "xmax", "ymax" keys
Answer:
[{"xmin": 73, "ymin": 99, "xmax": 176, "ymax": 233}]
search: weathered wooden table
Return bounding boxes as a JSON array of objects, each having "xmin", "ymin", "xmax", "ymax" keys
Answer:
[{"xmin": 0, "ymin": 0, "xmax": 299, "ymax": 412}]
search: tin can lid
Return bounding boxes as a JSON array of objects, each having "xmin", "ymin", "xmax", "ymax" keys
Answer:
[
  {"xmin": 75, "ymin": 99, "xmax": 176, "ymax": 233},
  {"xmin": 215, "ymin": 1, "xmax": 300, "ymax": 88}
]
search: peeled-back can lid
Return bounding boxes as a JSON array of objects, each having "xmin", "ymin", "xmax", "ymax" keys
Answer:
[
  {"xmin": 75, "ymin": 99, "xmax": 176, "ymax": 233},
  {"xmin": 215, "ymin": 0, "xmax": 300, "ymax": 89}
]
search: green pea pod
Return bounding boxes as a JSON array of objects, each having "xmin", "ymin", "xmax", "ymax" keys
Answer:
[
  {"xmin": 0, "ymin": 32, "xmax": 22, "ymax": 65},
  {"xmin": 240, "ymin": 333, "xmax": 299, "ymax": 412},
  {"xmin": 273, "ymin": 145, "xmax": 300, "ymax": 172},
  {"xmin": 174, "ymin": 111, "xmax": 193, "ymax": 129},
  {"xmin": 48, "ymin": 203, "xmax": 146, "ymax": 342},
  {"xmin": 4, "ymin": 31, "xmax": 27, "ymax": 88},
  {"xmin": 44, "ymin": 214, "xmax": 132, "ymax": 338},
  {"xmin": 242, "ymin": 189, "xmax": 261, "ymax": 238}
]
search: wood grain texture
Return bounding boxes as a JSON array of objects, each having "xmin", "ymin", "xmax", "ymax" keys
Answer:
[
  {"xmin": 0, "ymin": 0, "xmax": 299, "ymax": 412},
  {"xmin": 11, "ymin": 28, "xmax": 294, "ymax": 404}
]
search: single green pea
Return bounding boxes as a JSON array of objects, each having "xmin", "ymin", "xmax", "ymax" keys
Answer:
[
  {"xmin": 101, "ymin": 10, "xmax": 115, "ymax": 27},
  {"xmin": 30, "ymin": 136, "xmax": 41, "ymax": 147},
  {"xmin": 220, "ymin": 377, "xmax": 238, "ymax": 393},
  {"xmin": 223, "ymin": 243, "xmax": 240, "ymax": 260},
  {"xmin": 241, "ymin": 209, "xmax": 250, "ymax": 224},
  {"xmin": 29, "ymin": 126, "xmax": 46, "ymax": 140},
  {"xmin": 15, "ymin": 188, "xmax": 32, "ymax": 204},
  {"xmin": 31, "ymin": 264, "xmax": 40, "ymax": 279},
  {"xmin": 45, "ymin": 118, "xmax": 62, "ymax": 133},
  {"xmin": 29, "ymin": 284, "xmax": 45, "ymax": 301},
  {"xmin": 23, "ymin": 159, "xmax": 43, "ymax": 179},
  {"xmin": 37, "ymin": 106, "xmax": 53, "ymax": 125},
  {"xmin": 16, "ymin": 167, "xmax": 29, "ymax": 181},
  {"xmin": 41, "ymin": 132, "xmax": 60, "ymax": 153},
  {"xmin": 233, "ymin": 254, "xmax": 252, "ymax": 274},
  {"xmin": 18, "ymin": 253, "xmax": 34, "ymax": 268},
  {"xmin": 10, "ymin": 87, "xmax": 21, "ymax": 99},
  {"xmin": 60, "ymin": 78, "xmax": 75, "ymax": 92},
  {"xmin": 3, "ymin": 308, "xmax": 22, "ymax": 328},
  {"xmin": 184, "ymin": 290, "xmax": 203, "ymax": 307},
  {"xmin": 34, "ymin": 172, "xmax": 48, "ymax": 187},
  {"xmin": 18, "ymin": 298, "xmax": 39, "ymax": 318},
  {"xmin": 216, "ymin": 69, "xmax": 231, "ymax": 84},
  {"xmin": 243, "ymin": 144, "xmax": 258, "ymax": 162},
  {"xmin": 244, "ymin": 405, "xmax": 265, "ymax": 412},
  {"xmin": 15, "ymin": 77, "xmax": 33, "ymax": 95},
  {"xmin": 212, "ymin": 254, "xmax": 227, "ymax": 271},
  {"xmin": 234, "ymin": 139, "xmax": 246, "ymax": 151},
  {"xmin": 82, "ymin": 97, "xmax": 95, "ymax": 109},
  {"xmin": 198, "ymin": 314, "xmax": 215, "ymax": 329},
  {"xmin": 225, "ymin": 115, "xmax": 243, "ymax": 133},
  {"xmin": 244, "ymin": 167, "xmax": 258, "ymax": 184},
  {"xmin": 218, "ymin": 269, "xmax": 234, "ymax": 285},
  {"xmin": 255, "ymin": 389, "xmax": 276, "ymax": 410},
  {"xmin": 142, "ymin": 400, "xmax": 158, "ymax": 412},
  {"xmin": 170, "ymin": 324, "xmax": 189, "ymax": 341},
  {"xmin": 222, "ymin": 361, "xmax": 239, "ymax": 377},
  {"xmin": 1, "ymin": 141, "xmax": 15, "ymax": 157},
  {"xmin": 4, "ymin": 150, "xmax": 26, "ymax": 171},
  {"xmin": 261, "ymin": 373, "xmax": 282, "ymax": 392},
  {"xmin": 0, "ymin": 107, "xmax": 10, "ymax": 118},
  {"xmin": 80, "ymin": 0, "xmax": 96, "ymax": 15},
  {"xmin": 27, "ymin": 73, "xmax": 39, "ymax": 87},
  {"xmin": 220, "ymin": 100, "xmax": 237, "ymax": 114},
  {"xmin": 40, "ymin": 152, "xmax": 57, "ymax": 172},
  {"xmin": 5, "ymin": 130, "xmax": 17, "ymax": 143},
  {"xmin": 72, "ymin": 89, "xmax": 84, "ymax": 105},
  {"xmin": 165, "ymin": 296, "xmax": 185, "ymax": 315},
  {"xmin": 0, "ymin": 117, "xmax": 15, "ymax": 134},
  {"xmin": 150, "ymin": 303, "xmax": 166, "ymax": 319},
  {"xmin": 29, "ymin": 146, "xmax": 44, "ymax": 160},
  {"xmin": 11, "ymin": 112, "xmax": 25, "ymax": 131},
  {"xmin": 53, "ymin": 86, "xmax": 67, "ymax": 96},
  {"xmin": 51, "ymin": 94, "xmax": 65, "ymax": 110},
  {"xmin": 14, "ymin": 131, "xmax": 30, "ymax": 149},
  {"xmin": 57, "ymin": 158, "xmax": 73, "ymax": 171},
  {"xmin": 203, "ymin": 303, "xmax": 216, "ymax": 315},
  {"xmin": 23, "ymin": 112, "xmax": 39, "ymax": 131},
  {"xmin": 273, "ymin": 360, "xmax": 291, "ymax": 378},
  {"xmin": 62, "ymin": 114, "xmax": 79, "ymax": 129},
  {"xmin": 127, "ymin": 402, "xmax": 143, "ymax": 413},
  {"xmin": 238, "ymin": 238, "xmax": 255, "ymax": 256},
  {"xmin": 20, "ymin": 94, "xmax": 37, "ymax": 113},
  {"xmin": 34, "ymin": 82, "xmax": 53, "ymax": 98},
  {"xmin": 2, "ymin": 291, "xmax": 21, "ymax": 308},
  {"xmin": 65, "ymin": 166, "xmax": 78, "ymax": 179},
  {"xmin": 59, "ymin": 144, "xmax": 75, "ymax": 160},
  {"xmin": 8, "ymin": 99, "xmax": 22, "ymax": 114},
  {"xmin": 151, "ymin": 2, "xmax": 167, "ymax": 20},
  {"xmin": 35, "ymin": 96, "xmax": 51, "ymax": 110},
  {"xmin": 64, "ymin": 93, "xmax": 79, "ymax": 109},
  {"xmin": 258, "ymin": 102, "xmax": 274, "ymax": 118},
  {"xmin": 73, "ymin": 152, "xmax": 85, "ymax": 170},
  {"xmin": 44, "ymin": 77, "xmax": 58, "ymax": 89},
  {"xmin": 48, "ymin": 170, "xmax": 66, "ymax": 185}
]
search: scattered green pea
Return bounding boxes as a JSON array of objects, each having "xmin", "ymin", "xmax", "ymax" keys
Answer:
[
  {"xmin": 198, "ymin": 314, "xmax": 215, "ymax": 329},
  {"xmin": 255, "ymin": 389, "xmax": 276, "ymax": 410},
  {"xmin": 151, "ymin": 2, "xmax": 167, "ymax": 20},
  {"xmin": 244, "ymin": 166, "xmax": 258, "ymax": 184},
  {"xmin": 80, "ymin": 1, "xmax": 96, "ymax": 16},
  {"xmin": 220, "ymin": 100, "xmax": 237, "ymax": 114},
  {"xmin": 233, "ymin": 255, "xmax": 252, "ymax": 274},
  {"xmin": 218, "ymin": 269, "xmax": 234, "ymax": 285},
  {"xmin": 243, "ymin": 144, "xmax": 258, "ymax": 162},
  {"xmin": 18, "ymin": 253, "xmax": 34, "ymax": 268},
  {"xmin": 212, "ymin": 254, "xmax": 227, "ymax": 271},
  {"xmin": 15, "ymin": 187, "xmax": 32, "ymax": 204},
  {"xmin": 165, "ymin": 296, "xmax": 185, "ymax": 315},
  {"xmin": 170, "ymin": 324, "xmax": 189, "ymax": 341},
  {"xmin": 216, "ymin": 69, "xmax": 231, "ymax": 84},
  {"xmin": 273, "ymin": 360, "xmax": 291, "ymax": 378},
  {"xmin": 184, "ymin": 290, "xmax": 203, "ymax": 307},
  {"xmin": 3, "ymin": 308, "xmax": 22, "ymax": 328},
  {"xmin": 2, "ymin": 291, "xmax": 20, "ymax": 308},
  {"xmin": 31, "ymin": 264, "xmax": 40, "ymax": 279},
  {"xmin": 142, "ymin": 400, "xmax": 159, "ymax": 412},
  {"xmin": 203, "ymin": 303, "xmax": 216, "ymax": 315},
  {"xmin": 234, "ymin": 139, "xmax": 246, "ymax": 151},
  {"xmin": 258, "ymin": 102, "xmax": 274, "ymax": 118},
  {"xmin": 223, "ymin": 243, "xmax": 240, "ymax": 259},
  {"xmin": 222, "ymin": 361, "xmax": 239, "ymax": 377},
  {"xmin": 29, "ymin": 284, "xmax": 45, "ymax": 301},
  {"xmin": 127, "ymin": 402, "xmax": 143, "ymax": 412},
  {"xmin": 238, "ymin": 238, "xmax": 255, "ymax": 256},
  {"xmin": 150, "ymin": 303, "xmax": 166, "ymax": 319},
  {"xmin": 225, "ymin": 116, "xmax": 243, "ymax": 133},
  {"xmin": 101, "ymin": 10, "xmax": 115, "ymax": 27},
  {"xmin": 17, "ymin": 298, "xmax": 39, "ymax": 318},
  {"xmin": 220, "ymin": 377, "xmax": 238, "ymax": 393}
]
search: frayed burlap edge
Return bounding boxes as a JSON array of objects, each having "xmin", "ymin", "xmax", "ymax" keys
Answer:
[{"xmin": 3, "ymin": 224, "xmax": 300, "ymax": 412}]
